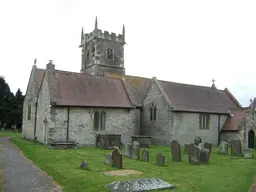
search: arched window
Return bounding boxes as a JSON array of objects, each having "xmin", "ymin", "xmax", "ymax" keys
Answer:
[
  {"xmin": 92, "ymin": 47, "xmax": 95, "ymax": 57},
  {"xmin": 94, "ymin": 112, "xmax": 100, "ymax": 130},
  {"xmin": 106, "ymin": 48, "xmax": 114, "ymax": 60},
  {"xmin": 150, "ymin": 102, "xmax": 157, "ymax": 121},
  {"xmin": 86, "ymin": 51, "xmax": 89, "ymax": 60}
]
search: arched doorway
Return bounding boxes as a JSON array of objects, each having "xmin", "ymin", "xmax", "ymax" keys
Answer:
[{"xmin": 248, "ymin": 129, "xmax": 255, "ymax": 148}]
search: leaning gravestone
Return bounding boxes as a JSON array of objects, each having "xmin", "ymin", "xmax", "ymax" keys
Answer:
[
  {"xmin": 124, "ymin": 143, "xmax": 132, "ymax": 158},
  {"xmin": 244, "ymin": 148, "xmax": 253, "ymax": 158},
  {"xmin": 184, "ymin": 144, "xmax": 189, "ymax": 154},
  {"xmin": 156, "ymin": 153, "xmax": 165, "ymax": 166},
  {"xmin": 188, "ymin": 144, "xmax": 200, "ymax": 165},
  {"xmin": 218, "ymin": 141, "xmax": 228, "ymax": 155},
  {"xmin": 171, "ymin": 140, "xmax": 181, "ymax": 162},
  {"xmin": 112, "ymin": 147, "xmax": 123, "ymax": 169},
  {"xmin": 200, "ymin": 148, "xmax": 210, "ymax": 164},
  {"xmin": 104, "ymin": 153, "xmax": 112, "ymax": 165},
  {"xmin": 230, "ymin": 139, "xmax": 243, "ymax": 157},
  {"xmin": 105, "ymin": 178, "xmax": 175, "ymax": 192},
  {"xmin": 204, "ymin": 142, "xmax": 212, "ymax": 152},
  {"xmin": 131, "ymin": 141, "xmax": 140, "ymax": 160},
  {"xmin": 141, "ymin": 148, "xmax": 149, "ymax": 162},
  {"xmin": 194, "ymin": 137, "xmax": 202, "ymax": 146}
]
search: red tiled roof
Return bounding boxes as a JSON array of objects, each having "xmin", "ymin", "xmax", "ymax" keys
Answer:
[
  {"xmin": 222, "ymin": 108, "xmax": 246, "ymax": 131},
  {"xmin": 53, "ymin": 70, "xmax": 133, "ymax": 108},
  {"xmin": 159, "ymin": 80, "xmax": 240, "ymax": 114}
]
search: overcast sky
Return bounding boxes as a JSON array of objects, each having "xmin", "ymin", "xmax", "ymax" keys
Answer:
[{"xmin": 0, "ymin": 0, "xmax": 255, "ymax": 107}]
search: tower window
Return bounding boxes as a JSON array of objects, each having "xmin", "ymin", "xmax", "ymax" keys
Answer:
[
  {"xmin": 86, "ymin": 52, "xmax": 89, "ymax": 60},
  {"xmin": 92, "ymin": 47, "xmax": 95, "ymax": 57},
  {"xmin": 106, "ymin": 48, "xmax": 114, "ymax": 60},
  {"xmin": 149, "ymin": 102, "xmax": 157, "ymax": 121}
]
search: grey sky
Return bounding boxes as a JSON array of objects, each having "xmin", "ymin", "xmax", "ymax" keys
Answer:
[{"xmin": 0, "ymin": 0, "xmax": 255, "ymax": 107}]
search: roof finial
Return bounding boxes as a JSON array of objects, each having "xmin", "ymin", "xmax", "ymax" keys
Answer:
[
  {"xmin": 81, "ymin": 27, "xmax": 84, "ymax": 44},
  {"xmin": 95, "ymin": 16, "xmax": 98, "ymax": 30},
  {"xmin": 211, "ymin": 78, "xmax": 217, "ymax": 89},
  {"xmin": 122, "ymin": 24, "xmax": 125, "ymax": 38},
  {"xmin": 33, "ymin": 58, "xmax": 37, "ymax": 66}
]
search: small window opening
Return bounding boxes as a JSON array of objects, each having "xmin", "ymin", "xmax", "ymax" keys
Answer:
[
  {"xmin": 106, "ymin": 48, "xmax": 114, "ymax": 60},
  {"xmin": 150, "ymin": 102, "xmax": 157, "ymax": 121}
]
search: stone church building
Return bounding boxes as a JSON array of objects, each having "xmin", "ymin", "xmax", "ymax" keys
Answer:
[{"xmin": 22, "ymin": 18, "xmax": 256, "ymax": 148}]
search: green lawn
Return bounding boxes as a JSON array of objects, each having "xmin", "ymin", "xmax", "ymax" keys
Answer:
[
  {"xmin": 1, "ymin": 132, "xmax": 255, "ymax": 192},
  {"xmin": 0, "ymin": 169, "xmax": 3, "ymax": 192}
]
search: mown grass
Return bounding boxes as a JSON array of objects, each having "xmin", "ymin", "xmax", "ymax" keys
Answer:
[
  {"xmin": 0, "ymin": 169, "xmax": 3, "ymax": 192},
  {"xmin": 1, "ymin": 134, "xmax": 252, "ymax": 192}
]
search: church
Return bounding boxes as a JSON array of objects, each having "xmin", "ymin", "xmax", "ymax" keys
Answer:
[{"xmin": 22, "ymin": 18, "xmax": 256, "ymax": 148}]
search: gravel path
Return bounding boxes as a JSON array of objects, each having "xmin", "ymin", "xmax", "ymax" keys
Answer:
[{"xmin": 0, "ymin": 137, "xmax": 61, "ymax": 192}]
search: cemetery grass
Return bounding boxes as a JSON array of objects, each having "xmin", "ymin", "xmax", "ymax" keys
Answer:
[
  {"xmin": 0, "ymin": 169, "xmax": 2, "ymax": 192},
  {"xmin": 9, "ymin": 137, "xmax": 256, "ymax": 192}
]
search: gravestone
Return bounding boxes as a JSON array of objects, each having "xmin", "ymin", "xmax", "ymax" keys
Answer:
[
  {"xmin": 131, "ymin": 141, "xmax": 140, "ymax": 160},
  {"xmin": 188, "ymin": 144, "xmax": 200, "ymax": 165},
  {"xmin": 218, "ymin": 141, "xmax": 228, "ymax": 155},
  {"xmin": 200, "ymin": 148, "xmax": 210, "ymax": 164},
  {"xmin": 156, "ymin": 153, "xmax": 165, "ymax": 166},
  {"xmin": 80, "ymin": 160, "xmax": 89, "ymax": 170},
  {"xmin": 194, "ymin": 137, "xmax": 202, "ymax": 146},
  {"xmin": 171, "ymin": 140, "xmax": 181, "ymax": 162},
  {"xmin": 244, "ymin": 148, "xmax": 253, "ymax": 158},
  {"xmin": 124, "ymin": 143, "xmax": 132, "ymax": 158},
  {"xmin": 1, "ymin": 128, "xmax": 4, "ymax": 132},
  {"xmin": 230, "ymin": 139, "xmax": 243, "ymax": 157},
  {"xmin": 184, "ymin": 144, "xmax": 189, "ymax": 154},
  {"xmin": 204, "ymin": 142, "xmax": 212, "ymax": 152},
  {"xmin": 141, "ymin": 148, "xmax": 149, "ymax": 162},
  {"xmin": 105, "ymin": 178, "xmax": 175, "ymax": 192},
  {"xmin": 104, "ymin": 153, "xmax": 112, "ymax": 165},
  {"xmin": 198, "ymin": 143, "xmax": 204, "ymax": 150},
  {"xmin": 112, "ymin": 147, "xmax": 123, "ymax": 169}
]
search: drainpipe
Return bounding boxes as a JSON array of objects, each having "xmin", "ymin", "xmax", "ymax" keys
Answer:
[
  {"xmin": 66, "ymin": 107, "xmax": 70, "ymax": 141},
  {"xmin": 218, "ymin": 114, "xmax": 221, "ymax": 145},
  {"xmin": 33, "ymin": 101, "xmax": 38, "ymax": 138}
]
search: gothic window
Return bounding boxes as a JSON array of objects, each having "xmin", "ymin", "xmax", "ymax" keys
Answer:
[
  {"xmin": 86, "ymin": 51, "xmax": 89, "ymax": 60},
  {"xmin": 92, "ymin": 47, "xmax": 95, "ymax": 57},
  {"xmin": 199, "ymin": 114, "xmax": 210, "ymax": 130},
  {"xmin": 150, "ymin": 102, "xmax": 157, "ymax": 121},
  {"xmin": 106, "ymin": 48, "xmax": 114, "ymax": 60},
  {"xmin": 27, "ymin": 104, "xmax": 31, "ymax": 120},
  {"xmin": 94, "ymin": 111, "xmax": 106, "ymax": 131}
]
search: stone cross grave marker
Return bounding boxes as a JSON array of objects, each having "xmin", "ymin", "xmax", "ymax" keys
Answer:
[
  {"xmin": 156, "ymin": 153, "xmax": 165, "ymax": 166},
  {"xmin": 200, "ymin": 148, "xmax": 210, "ymax": 164},
  {"xmin": 124, "ymin": 143, "xmax": 132, "ymax": 158},
  {"xmin": 218, "ymin": 141, "xmax": 228, "ymax": 155},
  {"xmin": 112, "ymin": 147, "xmax": 123, "ymax": 169},
  {"xmin": 104, "ymin": 153, "xmax": 112, "ymax": 165},
  {"xmin": 244, "ymin": 148, "xmax": 253, "ymax": 158},
  {"xmin": 194, "ymin": 137, "xmax": 202, "ymax": 146},
  {"xmin": 198, "ymin": 143, "xmax": 204, "ymax": 150},
  {"xmin": 141, "ymin": 148, "xmax": 149, "ymax": 162},
  {"xmin": 204, "ymin": 142, "xmax": 212, "ymax": 152},
  {"xmin": 230, "ymin": 139, "xmax": 243, "ymax": 157},
  {"xmin": 131, "ymin": 141, "xmax": 140, "ymax": 160},
  {"xmin": 184, "ymin": 144, "xmax": 189, "ymax": 154},
  {"xmin": 171, "ymin": 140, "xmax": 181, "ymax": 162},
  {"xmin": 188, "ymin": 144, "xmax": 200, "ymax": 165}
]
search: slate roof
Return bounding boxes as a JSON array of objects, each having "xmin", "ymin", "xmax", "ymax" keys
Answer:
[
  {"xmin": 222, "ymin": 108, "xmax": 246, "ymax": 131},
  {"xmin": 158, "ymin": 80, "xmax": 240, "ymax": 114},
  {"xmin": 53, "ymin": 70, "xmax": 133, "ymax": 108}
]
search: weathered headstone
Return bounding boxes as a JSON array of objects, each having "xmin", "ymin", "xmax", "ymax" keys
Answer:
[
  {"xmin": 204, "ymin": 142, "xmax": 212, "ymax": 152},
  {"xmin": 80, "ymin": 160, "xmax": 89, "ymax": 170},
  {"xmin": 200, "ymin": 148, "xmax": 210, "ymax": 164},
  {"xmin": 218, "ymin": 141, "xmax": 228, "ymax": 155},
  {"xmin": 244, "ymin": 148, "xmax": 253, "ymax": 158},
  {"xmin": 104, "ymin": 153, "xmax": 112, "ymax": 165},
  {"xmin": 198, "ymin": 143, "xmax": 204, "ymax": 150},
  {"xmin": 171, "ymin": 140, "xmax": 181, "ymax": 162},
  {"xmin": 124, "ymin": 143, "xmax": 132, "ymax": 158},
  {"xmin": 105, "ymin": 178, "xmax": 175, "ymax": 192},
  {"xmin": 230, "ymin": 139, "xmax": 243, "ymax": 157},
  {"xmin": 141, "ymin": 148, "xmax": 149, "ymax": 162},
  {"xmin": 184, "ymin": 144, "xmax": 189, "ymax": 154},
  {"xmin": 156, "ymin": 153, "xmax": 165, "ymax": 166},
  {"xmin": 131, "ymin": 141, "xmax": 140, "ymax": 160},
  {"xmin": 188, "ymin": 144, "xmax": 200, "ymax": 165},
  {"xmin": 194, "ymin": 137, "xmax": 202, "ymax": 146},
  {"xmin": 112, "ymin": 147, "xmax": 123, "ymax": 169}
]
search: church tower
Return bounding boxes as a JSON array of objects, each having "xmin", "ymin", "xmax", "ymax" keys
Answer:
[{"xmin": 80, "ymin": 17, "xmax": 126, "ymax": 75}]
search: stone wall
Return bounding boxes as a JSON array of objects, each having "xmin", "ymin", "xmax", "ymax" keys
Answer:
[
  {"xmin": 22, "ymin": 66, "xmax": 37, "ymax": 140},
  {"xmin": 172, "ymin": 112, "xmax": 228, "ymax": 146},
  {"xmin": 142, "ymin": 79, "xmax": 171, "ymax": 145},
  {"xmin": 220, "ymin": 131, "xmax": 243, "ymax": 144},
  {"xmin": 50, "ymin": 107, "xmax": 136, "ymax": 146}
]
